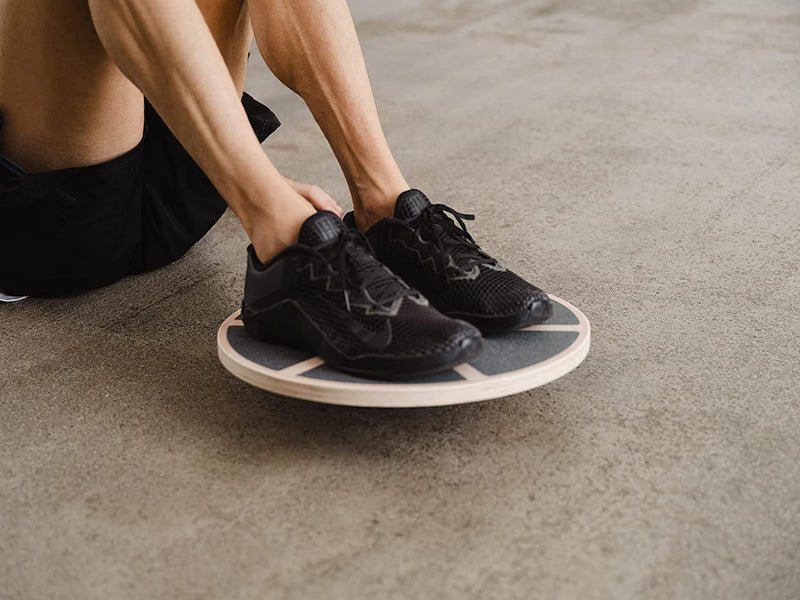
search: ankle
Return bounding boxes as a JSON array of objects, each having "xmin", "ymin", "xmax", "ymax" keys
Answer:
[
  {"xmin": 354, "ymin": 206, "xmax": 392, "ymax": 231},
  {"xmin": 244, "ymin": 193, "xmax": 316, "ymax": 264},
  {"xmin": 351, "ymin": 178, "xmax": 409, "ymax": 231}
]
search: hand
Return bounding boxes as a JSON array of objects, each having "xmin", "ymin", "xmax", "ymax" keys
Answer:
[{"xmin": 282, "ymin": 176, "xmax": 344, "ymax": 218}]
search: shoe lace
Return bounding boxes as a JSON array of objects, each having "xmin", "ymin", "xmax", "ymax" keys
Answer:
[
  {"xmin": 310, "ymin": 228, "xmax": 416, "ymax": 313},
  {"xmin": 405, "ymin": 204, "xmax": 497, "ymax": 274}
]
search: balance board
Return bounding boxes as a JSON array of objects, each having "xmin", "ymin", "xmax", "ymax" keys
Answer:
[{"xmin": 217, "ymin": 295, "xmax": 590, "ymax": 408}]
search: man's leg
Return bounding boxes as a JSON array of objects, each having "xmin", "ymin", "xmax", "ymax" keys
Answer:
[
  {"xmin": 1, "ymin": 0, "xmax": 324, "ymax": 264},
  {"xmin": 248, "ymin": 0, "xmax": 554, "ymax": 334},
  {"xmin": 248, "ymin": 0, "xmax": 409, "ymax": 230},
  {"xmin": 0, "ymin": 0, "xmax": 254, "ymax": 175},
  {"xmin": 198, "ymin": 0, "xmax": 342, "ymax": 215}
]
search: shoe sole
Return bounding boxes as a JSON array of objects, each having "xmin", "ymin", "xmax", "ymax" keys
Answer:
[
  {"xmin": 447, "ymin": 297, "xmax": 553, "ymax": 335},
  {"xmin": 243, "ymin": 301, "xmax": 484, "ymax": 381},
  {"xmin": 334, "ymin": 334, "xmax": 483, "ymax": 381}
]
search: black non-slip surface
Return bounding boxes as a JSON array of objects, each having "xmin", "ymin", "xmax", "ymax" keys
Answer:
[
  {"xmin": 227, "ymin": 326, "xmax": 314, "ymax": 371},
  {"xmin": 226, "ymin": 300, "xmax": 581, "ymax": 383},
  {"xmin": 470, "ymin": 330, "xmax": 578, "ymax": 377},
  {"xmin": 544, "ymin": 300, "xmax": 580, "ymax": 325}
]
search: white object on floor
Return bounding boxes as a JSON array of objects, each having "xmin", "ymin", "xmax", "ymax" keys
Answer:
[{"xmin": 0, "ymin": 290, "xmax": 27, "ymax": 303}]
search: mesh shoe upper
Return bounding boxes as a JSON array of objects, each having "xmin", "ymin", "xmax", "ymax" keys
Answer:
[
  {"xmin": 242, "ymin": 211, "xmax": 481, "ymax": 362},
  {"xmin": 350, "ymin": 190, "xmax": 549, "ymax": 319}
]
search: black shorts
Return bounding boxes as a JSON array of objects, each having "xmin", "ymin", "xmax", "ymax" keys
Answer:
[{"xmin": 0, "ymin": 93, "xmax": 280, "ymax": 297}]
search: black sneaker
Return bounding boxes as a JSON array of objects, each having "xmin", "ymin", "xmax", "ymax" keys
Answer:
[
  {"xmin": 344, "ymin": 190, "xmax": 552, "ymax": 333},
  {"xmin": 241, "ymin": 211, "xmax": 483, "ymax": 380}
]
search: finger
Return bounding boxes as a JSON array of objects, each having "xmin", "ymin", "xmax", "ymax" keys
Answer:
[
  {"xmin": 307, "ymin": 186, "xmax": 344, "ymax": 216},
  {"xmin": 282, "ymin": 176, "xmax": 343, "ymax": 216}
]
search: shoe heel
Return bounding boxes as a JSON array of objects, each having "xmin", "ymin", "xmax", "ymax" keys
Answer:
[
  {"xmin": 243, "ymin": 316, "xmax": 270, "ymax": 342},
  {"xmin": 242, "ymin": 302, "xmax": 307, "ymax": 348}
]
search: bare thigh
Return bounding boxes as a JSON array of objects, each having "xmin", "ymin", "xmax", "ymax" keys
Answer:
[{"xmin": 0, "ymin": 0, "xmax": 252, "ymax": 173}]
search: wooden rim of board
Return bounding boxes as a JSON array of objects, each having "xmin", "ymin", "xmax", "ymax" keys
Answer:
[{"xmin": 217, "ymin": 295, "xmax": 590, "ymax": 408}]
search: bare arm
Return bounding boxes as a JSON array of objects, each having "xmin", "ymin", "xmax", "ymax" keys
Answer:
[{"xmin": 87, "ymin": 0, "xmax": 333, "ymax": 260}]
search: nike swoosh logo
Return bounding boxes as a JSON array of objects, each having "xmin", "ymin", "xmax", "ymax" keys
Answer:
[{"xmin": 319, "ymin": 297, "xmax": 393, "ymax": 351}]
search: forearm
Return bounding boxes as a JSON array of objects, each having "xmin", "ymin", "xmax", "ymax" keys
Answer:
[{"xmin": 87, "ymin": 0, "xmax": 284, "ymax": 234}]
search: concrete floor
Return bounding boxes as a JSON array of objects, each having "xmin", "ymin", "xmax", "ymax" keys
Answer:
[{"xmin": 2, "ymin": 1, "xmax": 799, "ymax": 598}]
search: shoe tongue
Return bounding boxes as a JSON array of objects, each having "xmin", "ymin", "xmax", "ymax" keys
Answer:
[
  {"xmin": 394, "ymin": 189, "xmax": 431, "ymax": 220},
  {"xmin": 298, "ymin": 210, "xmax": 344, "ymax": 247}
]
